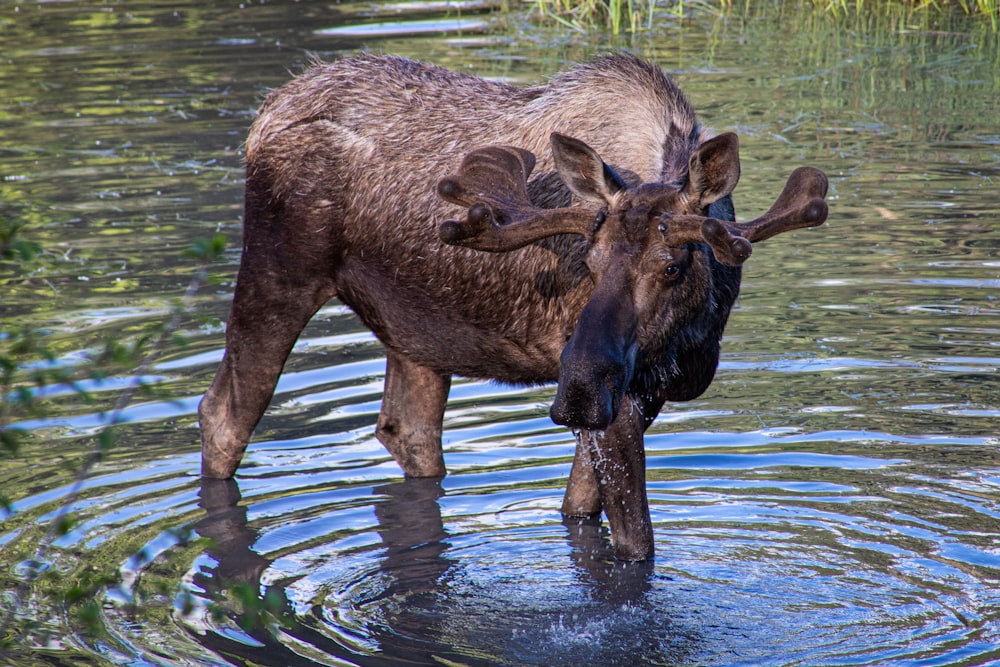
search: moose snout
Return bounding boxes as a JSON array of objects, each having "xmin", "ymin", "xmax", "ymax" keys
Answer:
[
  {"xmin": 551, "ymin": 265, "xmax": 639, "ymax": 430},
  {"xmin": 551, "ymin": 373, "xmax": 616, "ymax": 429},
  {"xmin": 550, "ymin": 336, "xmax": 636, "ymax": 430}
]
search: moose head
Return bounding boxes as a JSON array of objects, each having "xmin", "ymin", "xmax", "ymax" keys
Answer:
[{"xmin": 438, "ymin": 132, "xmax": 828, "ymax": 435}]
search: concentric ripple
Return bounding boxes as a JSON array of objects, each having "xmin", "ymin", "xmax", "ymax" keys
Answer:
[{"xmin": 15, "ymin": 427, "xmax": 994, "ymax": 667}]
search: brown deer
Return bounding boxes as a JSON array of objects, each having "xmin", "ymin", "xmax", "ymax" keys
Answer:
[{"xmin": 199, "ymin": 53, "xmax": 828, "ymax": 560}]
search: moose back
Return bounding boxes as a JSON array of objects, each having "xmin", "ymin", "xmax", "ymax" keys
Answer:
[{"xmin": 199, "ymin": 54, "xmax": 828, "ymax": 560}]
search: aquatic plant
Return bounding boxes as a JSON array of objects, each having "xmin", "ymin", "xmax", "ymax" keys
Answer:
[{"xmin": 0, "ymin": 219, "xmax": 227, "ymax": 644}]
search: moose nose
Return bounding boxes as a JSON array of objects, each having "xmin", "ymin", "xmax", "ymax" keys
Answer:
[
  {"xmin": 550, "ymin": 262, "xmax": 639, "ymax": 430},
  {"xmin": 550, "ymin": 372, "xmax": 617, "ymax": 430},
  {"xmin": 550, "ymin": 332, "xmax": 636, "ymax": 430}
]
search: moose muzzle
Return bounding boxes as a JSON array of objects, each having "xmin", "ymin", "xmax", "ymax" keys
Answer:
[{"xmin": 550, "ymin": 266, "xmax": 639, "ymax": 430}]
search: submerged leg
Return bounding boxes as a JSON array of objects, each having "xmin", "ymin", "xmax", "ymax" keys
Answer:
[
  {"xmin": 580, "ymin": 397, "xmax": 653, "ymax": 561},
  {"xmin": 562, "ymin": 434, "xmax": 602, "ymax": 517},
  {"xmin": 199, "ymin": 265, "xmax": 332, "ymax": 478},
  {"xmin": 376, "ymin": 351, "xmax": 451, "ymax": 478}
]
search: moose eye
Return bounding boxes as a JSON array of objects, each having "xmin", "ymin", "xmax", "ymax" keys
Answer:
[{"xmin": 665, "ymin": 263, "xmax": 680, "ymax": 279}]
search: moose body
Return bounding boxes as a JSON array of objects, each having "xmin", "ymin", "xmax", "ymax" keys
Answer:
[{"xmin": 199, "ymin": 54, "xmax": 828, "ymax": 560}]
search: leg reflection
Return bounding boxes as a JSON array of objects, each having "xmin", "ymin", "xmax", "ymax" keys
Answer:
[
  {"xmin": 190, "ymin": 476, "xmax": 460, "ymax": 666},
  {"xmin": 190, "ymin": 478, "xmax": 680, "ymax": 666},
  {"xmin": 372, "ymin": 477, "xmax": 454, "ymax": 599},
  {"xmin": 194, "ymin": 478, "xmax": 269, "ymax": 589},
  {"xmin": 563, "ymin": 515, "xmax": 654, "ymax": 607},
  {"xmin": 549, "ymin": 516, "xmax": 698, "ymax": 666},
  {"xmin": 193, "ymin": 478, "xmax": 313, "ymax": 665}
]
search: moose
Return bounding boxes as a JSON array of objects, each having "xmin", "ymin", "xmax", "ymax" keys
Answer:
[{"xmin": 199, "ymin": 53, "xmax": 828, "ymax": 560}]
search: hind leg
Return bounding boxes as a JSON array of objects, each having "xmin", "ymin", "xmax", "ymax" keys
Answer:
[
  {"xmin": 199, "ymin": 271, "xmax": 333, "ymax": 478},
  {"xmin": 376, "ymin": 351, "xmax": 451, "ymax": 477},
  {"xmin": 200, "ymin": 156, "xmax": 345, "ymax": 479}
]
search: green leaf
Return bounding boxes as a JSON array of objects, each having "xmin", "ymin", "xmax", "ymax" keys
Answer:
[
  {"xmin": 76, "ymin": 601, "xmax": 103, "ymax": 636},
  {"xmin": 98, "ymin": 428, "xmax": 116, "ymax": 453},
  {"xmin": 185, "ymin": 233, "xmax": 228, "ymax": 263},
  {"xmin": 55, "ymin": 513, "xmax": 77, "ymax": 537},
  {"xmin": 0, "ymin": 429, "xmax": 22, "ymax": 456}
]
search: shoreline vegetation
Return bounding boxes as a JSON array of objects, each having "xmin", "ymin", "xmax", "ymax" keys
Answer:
[{"xmin": 529, "ymin": 0, "xmax": 1000, "ymax": 34}]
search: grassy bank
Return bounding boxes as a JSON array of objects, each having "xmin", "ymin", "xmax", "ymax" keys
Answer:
[{"xmin": 532, "ymin": 0, "xmax": 1000, "ymax": 34}]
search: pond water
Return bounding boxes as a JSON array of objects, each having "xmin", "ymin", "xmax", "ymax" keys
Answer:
[{"xmin": 2, "ymin": 1, "xmax": 1000, "ymax": 665}]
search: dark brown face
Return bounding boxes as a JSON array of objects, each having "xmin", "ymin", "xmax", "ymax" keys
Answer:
[
  {"xmin": 437, "ymin": 132, "xmax": 828, "ymax": 431},
  {"xmin": 550, "ymin": 184, "xmax": 712, "ymax": 429}
]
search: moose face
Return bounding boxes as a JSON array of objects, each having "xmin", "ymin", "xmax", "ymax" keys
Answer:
[
  {"xmin": 437, "ymin": 132, "xmax": 828, "ymax": 431},
  {"xmin": 549, "ymin": 192, "xmax": 716, "ymax": 429},
  {"xmin": 543, "ymin": 134, "xmax": 742, "ymax": 429}
]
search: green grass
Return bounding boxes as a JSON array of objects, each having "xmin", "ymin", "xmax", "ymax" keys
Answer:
[
  {"xmin": 531, "ymin": 0, "xmax": 1000, "ymax": 34},
  {"xmin": 822, "ymin": 0, "xmax": 999, "ymax": 30}
]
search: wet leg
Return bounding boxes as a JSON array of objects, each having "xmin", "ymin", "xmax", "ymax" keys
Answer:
[
  {"xmin": 375, "ymin": 351, "xmax": 451, "ymax": 478},
  {"xmin": 199, "ymin": 263, "xmax": 333, "ymax": 479},
  {"xmin": 562, "ymin": 434, "xmax": 602, "ymax": 517},
  {"xmin": 581, "ymin": 397, "xmax": 653, "ymax": 561}
]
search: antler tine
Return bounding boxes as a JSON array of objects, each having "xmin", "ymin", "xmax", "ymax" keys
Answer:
[
  {"xmin": 437, "ymin": 144, "xmax": 536, "ymax": 209},
  {"xmin": 437, "ymin": 145, "xmax": 600, "ymax": 253},
  {"xmin": 731, "ymin": 167, "xmax": 829, "ymax": 243},
  {"xmin": 662, "ymin": 215, "xmax": 753, "ymax": 266}
]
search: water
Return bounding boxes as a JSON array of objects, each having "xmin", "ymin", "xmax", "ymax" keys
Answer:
[{"xmin": 2, "ymin": 2, "xmax": 1000, "ymax": 665}]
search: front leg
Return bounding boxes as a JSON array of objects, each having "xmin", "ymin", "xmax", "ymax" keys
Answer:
[
  {"xmin": 580, "ymin": 396, "xmax": 653, "ymax": 561},
  {"xmin": 562, "ymin": 435, "xmax": 602, "ymax": 517}
]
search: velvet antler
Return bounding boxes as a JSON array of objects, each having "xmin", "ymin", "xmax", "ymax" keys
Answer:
[
  {"xmin": 668, "ymin": 166, "xmax": 829, "ymax": 266},
  {"xmin": 437, "ymin": 146, "xmax": 601, "ymax": 252},
  {"xmin": 728, "ymin": 166, "xmax": 829, "ymax": 243},
  {"xmin": 657, "ymin": 216, "xmax": 754, "ymax": 266},
  {"xmin": 438, "ymin": 143, "xmax": 828, "ymax": 263}
]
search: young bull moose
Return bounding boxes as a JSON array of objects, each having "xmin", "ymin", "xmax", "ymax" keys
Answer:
[{"xmin": 199, "ymin": 53, "xmax": 829, "ymax": 560}]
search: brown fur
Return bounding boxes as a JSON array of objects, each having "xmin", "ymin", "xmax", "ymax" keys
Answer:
[{"xmin": 237, "ymin": 54, "xmax": 704, "ymax": 381}]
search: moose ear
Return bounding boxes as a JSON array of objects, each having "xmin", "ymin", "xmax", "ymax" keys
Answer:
[
  {"xmin": 684, "ymin": 132, "xmax": 741, "ymax": 209},
  {"xmin": 550, "ymin": 132, "xmax": 628, "ymax": 205}
]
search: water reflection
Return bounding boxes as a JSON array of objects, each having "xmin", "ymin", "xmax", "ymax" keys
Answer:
[
  {"xmin": 192, "ymin": 477, "xmax": 685, "ymax": 666},
  {"xmin": 194, "ymin": 479, "xmax": 269, "ymax": 590}
]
